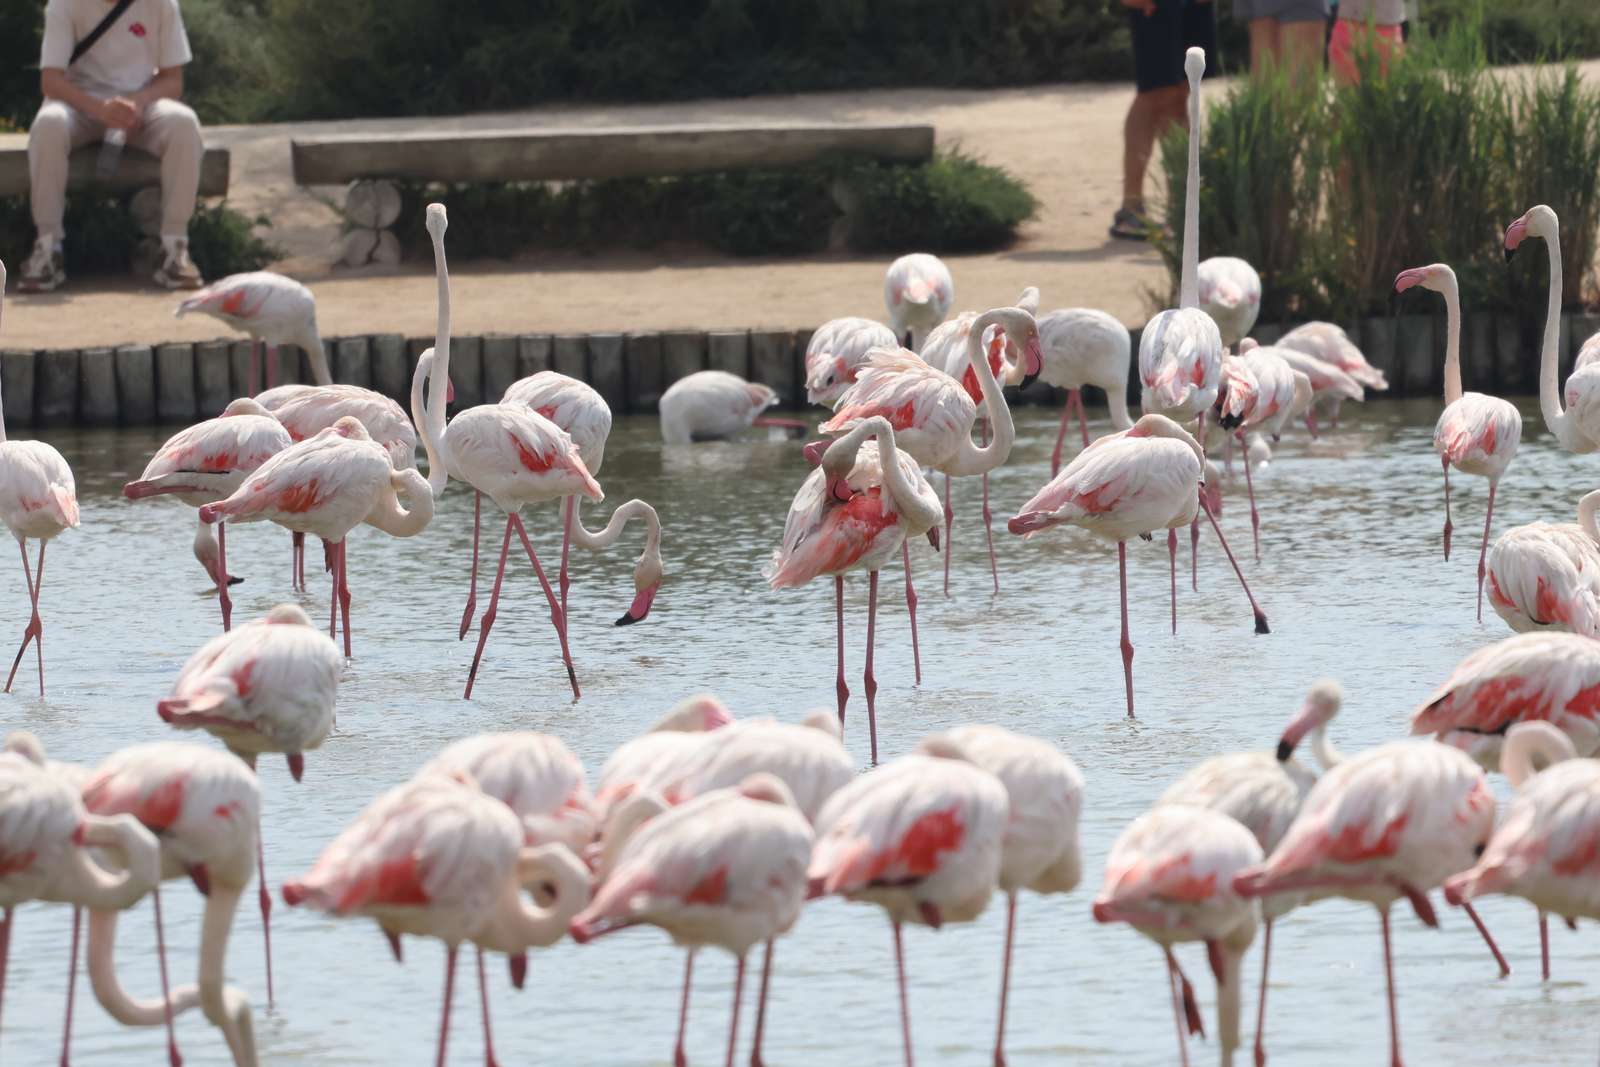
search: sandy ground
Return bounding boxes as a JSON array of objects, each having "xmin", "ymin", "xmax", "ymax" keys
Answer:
[{"xmin": 4, "ymin": 59, "xmax": 1598, "ymax": 351}]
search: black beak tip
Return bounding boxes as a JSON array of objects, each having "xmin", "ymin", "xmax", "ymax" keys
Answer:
[
  {"xmin": 1275, "ymin": 739, "xmax": 1293, "ymax": 762},
  {"xmin": 927, "ymin": 528, "xmax": 940, "ymax": 551},
  {"xmin": 1020, "ymin": 371, "xmax": 1040, "ymax": 392},
  {"xmin": 1220, "ymin": 413, "xmax": 1243, "ymax": 432},
  {"xmin": 614, "ymin": 611, "xmax": 642, "ymax": 627},
  {"xmin": 1254, "ymin": 612, "xmax": 1271, "ymax": 635},
  {"xmin": 1503, "ymin": 246, "xmax": 1517, "ymax": 263}
]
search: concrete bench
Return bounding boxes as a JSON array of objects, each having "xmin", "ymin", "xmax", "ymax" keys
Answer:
[{"xmin": 0, "ymin": 144, "xmax": 230, "ymax": 198}]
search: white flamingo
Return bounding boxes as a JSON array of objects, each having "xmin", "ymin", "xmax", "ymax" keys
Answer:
[
  {"xmin": 175, "ymin": 271, "xmax": 322, "ymax": 396},
  {"xmin": 883, "ymin": 253, "xmax": 954, "ymax": 351}
]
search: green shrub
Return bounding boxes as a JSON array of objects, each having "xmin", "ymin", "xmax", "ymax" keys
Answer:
[
  {"xmin": 1, "ymin": 195, "xmax": 281, "ymax": 279},
  {"xmin": 842, "ymin": 150, "xmax": 1038, "ymax": 253},
  {"xmin": 187, "ymin": 202, "xmax": 283, "ymax": 277},
  {"xmin": 1421, "ymin": 0, "xmax": 1600, "ymax": 66}
]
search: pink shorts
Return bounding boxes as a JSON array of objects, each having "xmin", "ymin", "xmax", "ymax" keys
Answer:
[{"xmin": 1329, "ymin": 18, "xmax": 1403, "ymax": 83}]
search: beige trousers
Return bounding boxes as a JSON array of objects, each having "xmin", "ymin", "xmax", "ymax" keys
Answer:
[{"xmin": 28, "ymin": 97, "xmax": 203, "ymax": 241}]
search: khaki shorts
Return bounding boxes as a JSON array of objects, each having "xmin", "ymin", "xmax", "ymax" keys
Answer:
[{"xmin": 1233, "ymin": 0, "xmax": 1329, "ymax": 22}]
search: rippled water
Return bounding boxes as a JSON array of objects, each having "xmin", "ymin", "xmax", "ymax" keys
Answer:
[{"xmin": 3, "ymin": 399, "xmax": 1598, "ymax": 1067}]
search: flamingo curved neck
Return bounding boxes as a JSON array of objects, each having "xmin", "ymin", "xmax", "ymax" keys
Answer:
[
  {"xmin": 871, "ymin": 422, "xmax": 944, "ymax": 533},
  {"xmin": 421, "ymin": 220, "xmax": 454, "ymax": 495},
  {"xmin": 571, "ymin": 499, "xmax": 658, "ymax": 556},
  {"xmin": 484, "ymin": 843, "xmax": 593, "ymax": 951},
  {"xmin": 1179, "ymin": 69, "xmax": 1202, "ymax": 310},
  {"xmin": 1503, "ymin": 724, "xmax": 1576, "ymax": 789},
  {"xmin": 1310, "ymin": 725, "xmax": 1342, "ymax": 774},
  {"xmin": 365, "ymin": 468, "xmax": 435, "ymax": 537},
  {"xmin": 411, "ymin": 352, "xmax": 451, "ymax": 494},
  {"xmin": 1579, "ymin": 490, "xmax": 1600, "ymax": 542},
  {"xmin": 1439, "ymin": 274, "xmax": 1463, "ymax": 406},
  {"xmin": 300, "ymin": 329, "xmax": 332, "ymax": 387},
  {"xmin": 61, "ymin": 814, "xmax": 161, "ymax": 911},
  {"xmin": 1538, "ymin": 223, "xmax": 1568, "ymax": 441},
  {"xmin": 596, "ymin": 790, "xmax": 668, "ymax": 880},
  {"xmin": 88, "ymin": 907, "xmax": 205, "ymax": 1027},
  {"xmin": 946, "ymin": 312, "xmax": 1015, "ymax": 477},
  {"xmin": 1106, "ymin": 379, "xmax": 1135, "ymax": 432}
]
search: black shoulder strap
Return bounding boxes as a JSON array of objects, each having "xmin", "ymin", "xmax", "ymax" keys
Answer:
[{"xmin": 69, "ymin": 0, "xmax": 139, "ymax": 65}]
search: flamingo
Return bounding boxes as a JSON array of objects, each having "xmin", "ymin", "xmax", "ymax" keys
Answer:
[
  {"xmin": 123, "ymin": 398, "xmax": 293, "ymax": 630},
  {"xmin": 571, "ymin": 774, "xmax": 813, "ymax": 1067},
  {"xmin": 408, "ymin": 206, "xmax": 609, "ymax": 700},
  {"xmin": 1214, "ymin": 345, "xmax": 1306, "ymax": 560},
  {"xmin": 1485, "ymin": 489, "xmax": 1600, "ymax": 638},
  {"xmin": 768, "ymin": 417, "xmax": 943, "ymax": 763},
  {"xmin": 1036, "ymin": 307, "xmax": 1135, "ymax": 474},
  {"xmin": 883, "ymin": 253, "xmax": 954, "ymax": 351},
  {"xmin": 805, "ymin": 317, "xmax": 899, "ymax": 407},
  {"xmin": 499, "ymin": 370, "xmax": 664, "ymax": 632},
  {"xmin": 593, "ymin": 694, "xmax": 736, "ymax": 829},
  {"xmin": 80, "ymin": 742, "xmax": 261, "ymax": 1067},
  {"xmin": 1093, "ymin": 804, "xmax": 1263, "ymax": 1067},
  {"xmin": 822, "ymin": 307, "xmax": 1042, "ymax": 602},
  {"xmin": 1445, "ymin": 721, "xmax": 1598, "ymax": 984},
  {"xmin": 1271, "ymin": 347, "xmax": 1364, "ymax": 438},
  {"xmin": 659, "ymin": 371, "xmax": 802, "ymax": 444},
  {"xmin": 1579, "ymin": 328, "xmax": 1600, "ymax": 370},
  {"xmin": 198, "ymin": 416, "xmax": 435, "ymax": 657},
  {"xmin": 175, "ymin": 271, "xmax": 322, "ymax": 397},
  {"xmin": 1196, "ymin": 256, "xmax": 1262, "ymax": 348},
  {"xmin": 283, "ymin": 772, "xmax": 590, "ymax": 1067},
  {"xmin": 1233, "ymin": 741, "xmax": 1497, "ymax": 1067},
  {"xmin": 1394, "ymin": 263, "xmax": 1522, "ymax": 620},
  {"xmin": 926, "ymin": 726, "xmax": 1082, "ymax": 1067},
  {"xmin": 1275, "ymin": 321, "xmax": 1388, "ymax": 429},
  {"xmin": 0, "ymin": 751, "xmax": 160, "ymax": 1060},
  {"xmin": 1008, "ymin": 414, "xmax": 1269, "ymax": 717},
  {"xmin": 807, "ymin": 738, "xmax": 1009, "ymax": 1067},
  {"xmin": 0, "ymin": 262, "xmax": 78, "ymax": 698},
  {"xmin": 1504, "ymin": 205, "xmax": 1600, "ymax": 453}
]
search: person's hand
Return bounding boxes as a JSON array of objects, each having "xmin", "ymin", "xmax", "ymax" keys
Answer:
[
  {"xmin": 99, "ymin": 96, "xmax": 141, "ymax": 132},
  {"xmin": 1119, "ymin": 0, "xmax": 1158, "ymax": 14}
]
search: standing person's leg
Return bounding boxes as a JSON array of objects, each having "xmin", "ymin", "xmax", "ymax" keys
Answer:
[
  {"xmin": 133, "ymin": 99, "xmax": 205, "ymax": 289},
  {"xmin": 21, "ymin": 100, "xmax": 101, "ymax": 292},
  {"xmin": 1114, "ymin": 0, "xmax": 1191, "ymax": 240},
  {"xmin": 1247, "ymin": 18, "xmax": 1281, "ymax": 77},
  {"xmin": 1278, "ymin": 1, "xmax": 1331, "ymax": 85}
]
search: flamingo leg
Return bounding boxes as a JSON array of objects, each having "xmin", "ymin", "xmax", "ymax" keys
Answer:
[
  {"xmin": 892, "ymin": 920, "xmax": 915, "ymax": 1067},
  {"xmin": 1168, "ymin": 528, "xmax": 1178, "ymax": 635},
  {"xmin": 216, "ymin": 521, "xmax": 232, "ymax": 632},
  {"xmin": 1190, "ymin": 411, "xmax": 1207, "ymax": 592},
  {"xmin": 1476, "ymin": 482, "xmax": 1496, "ymax": 623},
  {"xmin": 1441, "ymin": 458, "xmax": 1453, "ymax": 562},
  {"xmin": 0, "ymin": 907, "xmax": 10, "ymax": 1033},
  {"xmin": 248, "ymin": 338, "xmax": 260, "ymax": 398},
  {"xmin": 865, "ymin": 570, "xmax": 879, "ymax": 766},
  {"xmin": 458, "ymin": 490, "xmax": 481, "ymax": 641},
  {"xmin": 1240, "ymin": 433, "xmax": 1261, "ymax": 561},
  {"xmin": 1051, "ymin": 395, "xmax": 1073, "ymax": 477},
  {"xmin": 265, "ymin": 344, "xmax": 277, "ymax": 392},
  {"xmin": 292, "ymin": 531, "xmax": 304, "ymax": 594},
  {"xmin": 337, "ymin": 540, "xmax": 353, "ymax": 658},
  {"xmin": 256, "ymin": 824, "xmax": 275, "ymax": 1007},
  {"xmin": 1306, "ymin": 408, "xmax": 1320, "ymax": 439},
  {"xmin": 464, "ymin": 518, "xmax": 515, "ymax": 700},
  {"xmin": 1118, "ymin": 540, "xmax": 1134, "ymax": 718},
  {"xmin": 1540, "ymin": 909, "xmax": 1551, "ymax": 982},
  {"xmin": 512, "ymin": 515, "xmax": 580, "ymax": 700},
  {"xmin": 749, "ymin": 940, "xmax": 774, "ymax": 1067},
  {"xmin": 673, "ymin": 951, "xmax": 695, "ymax": 1067},
  {"xmin": 1380, "ymin": 907, "xmax": 1403, "ymax": 1067},
  {"xmin": 151, "ymin": 886, "xmax": 182, "ymax": 1067},
  {"xmin": 1253, "ymin": 918, "xmax": 1272, "ymax": 1067},
  {"xmin": 1462, "ymin": 901, "xmax": 1509, "ymax": 978},
  {"xmin": 1198, "ymin": 494, "xmax": 1271, "ymax": 634},
  {"xmin": 902, "ymin": 541, "xmax": 921, "ymax": 687},
  {"xmin": 60, "ymin": 906, "xmax": 79, "ymax": 1067},
  {"xmin": 993, "ymin": 892, "xmax": 1017, "ymax": 1067},
  {"xmin": 1076, "ymin": 389, "xmax": 1091, "ymax": 448},
  {"xmin": 327, "ymin": 541, "xmax": 338, "ymax": 641},
  {"xmin": 1164, "ymin": 947, "xmax": 1192, "ymax": 1067},
  {"xmin": 980, "ymin": 420, "xmax": 999, "ymax": 595},
  {"xmin": 5, "ymin": 539, "xmax": 45, "ymax": 697},
  {"xmin": 559, "ymin": 496, "xmax": 574, "ymax": 620},
  {"xmin": 436, "ymin": 944, "xmax": 459, "ymax": 1067},
  {"xmin": 724, "ymin": 953, "xmax": 746, "ymax": 1067},
  {"xmin": 835, "ymin": 575, "xmax": 848, "ymax": 728},
  {"xmin": 476, "ymin": 946, "xmax": 501, "ymax": 1067},
  {"xmin": 942, "ymin": 474, "xmax": 953, "ymax": 597}
]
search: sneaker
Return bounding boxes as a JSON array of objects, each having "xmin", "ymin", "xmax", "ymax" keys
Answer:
[
  {"xmin": 17, "ymin": 238, "xmax": 66, "ymax": 293},
  {"xmin": 154, "ymin": 238, "xmax": 205, "ymax": 290},
  {"xmin": 1109, "ymin": 206, "xmax": 1153, "ymax": 242}
]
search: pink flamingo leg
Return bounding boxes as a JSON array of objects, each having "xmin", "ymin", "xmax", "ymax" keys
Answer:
[
  {"xmin": 1164, "ymin": 947, "xmax": 1192, "ymax": 1067},
  {"xmin": 265, "ymin": 344, "xmax": 277, "ymax": 392},
  {"xmin": 151, "ymin": 886, "xmax": 183, "ymax": 1067},
  {"xmin": 1198, "ymin": 494, "xmax": 1271, "ymax": 635},
  {"xmin": 941, "ymin": 474, "xmax": 953, "ymax": 597},
  {"xmin": 464, "ymin": 519, "xmax": 515, "ymax": 700},
  {"xmin": 559, "ymin": 496, "xmax": 574, "ymax": 620},
  {"xmin": 865, "ymin": 570, "xmax": 880, "ymax": 766},
  {"xmin": 5, "ymin": 540, "xmax": 45, "ymax": 696},
  {"xmin": 673, "ymin": 951, "xmax": 695, "ymax": 1067},
  {"xmin": 248, "ymin": 338, "xmax": 260, "ymax": 398},
  {"xmin": 1476, "ymin": 482, "xmax": 1497, "ymax": 623},
  {"xmin": 902, "ymin": 542, "xmax": 921, "ymax": 686},
  {"xmin": 291, "ymin": 531, "xmax": 304, "ymax": 594},
  {"xmin": 993, "ymin": 892, "xmax": 1017, "ymax": 1067},
  {"xmin": 436, "ymin": 944, "xmax": 459, "ymax": 1067},
  {"xmin": 326, "ymin": 541, "xmax": 338, "ymax": 641},
  {"xmin": 835, "ymin": 575, "xmax": 848, "ymax": 728},
  {"xmin": 0, "ymin": 907, "xmax": 10, "ymax": 1032},
  {"xmin": 256, "ymin": 826, "xmax": 275, "ymax": 1006},
  {"xmin": 1380, "ymin": 908, "xmax": 1403, "ymax": 1067},
  {"xmin": 1190, "ymin": 504, "xmax": 1201, "ymax": 593},
  {"xmin": 1118, "ymin": 540, "xmax": 1134, "ymax": 718},
  {"xmin": 1167, "ymin": 528, "xmax": 1178, "ymax": 635},
  {"xmin": 1306, "ymin": 409, "xmax": 1320, "ymax": 439},
  {"xmin": 980, "ymin": 420, "xmax": 999, "ymax": 594},
  {"xmin": 1461, "ymin": 901, "xmax": 1509, "ymax": 977},
  {"xmin": 1441, "ymin": 459, "xmax": 1453, "ymax": 561},
  {"xmin": 458, "ymin": 490, "xmax": 481, "ymax": 641},
  {"xmin": 724, "ymin": 953, "xmax": 747, "ymax": 1067},
  {"xmin": 1540, "ymin": 910, "xmax": 1551, "ymax": 981},
  {"xmin": 1240, "ymin": 434, "xmax": 1261, "ymax": 561},
  {"xmin": 892, "ymin": 920, "xmax": 915, "ymax": 1067},
  {"xmin": 1076, "ymin": 389, "xmax": 1091, "ymax": 448},
  {"xmin": 1051, "ymin": 396, "xmax": 1073, "ymax": 477},
  {"xmin": 476, "ymin": 946, "xmax": 502, "ymax": 1067},
  {"xmin": 337, "ymin": 540, "xmax": 353, "ymax": 658},
  {"xmin": 511, "ymin": 514, "xmax": 580, "ymax": 700},
  {"xmin": 60, "ymin": 906, "xmax": 79, "ymax": 1067},
  {"xmin": 1253, "ymin": 918, "xmax": 1272, "ymax": 1067},
  {"xmin": 749, "ymin": 940, "xmax": 775, "ymax": 1067},
  {"xmin": 216, "ymin": 521, "xmax": 232, "ymax": 632}
]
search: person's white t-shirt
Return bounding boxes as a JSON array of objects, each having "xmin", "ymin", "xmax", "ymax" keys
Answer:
[{"xmin": 39, "ymin": 0, "xmax": 192, "ymax": 99}]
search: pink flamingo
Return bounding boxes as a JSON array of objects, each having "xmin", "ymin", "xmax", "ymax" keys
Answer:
[
  {"xmin": 198, "ymin": 417, "xmax": 435, "ymax": 655},
  {"xmin": 500, "ymin": 370, "xmax": 664, "ymax": 631},
  {"xmin": 1196, "ymin": 256, "xmax": 1262, "ymax": 348},
  {"xmin": 1233, "ymin": 741, "xmax": 1499, "ymax": 1067},
  {"xmin": 0, "ymin": 750, "xmax": 160, "ymax": 1062},
  {"xmin": 1395, "ymin": 263, "xmax": 1522, "ymax": 619},
  {"xmin": 123, "ymin": 398, "xmax": 292, "ymax": 630},
  {"xmin": 1214, "ymin": 344, "xmax": 1307, "ymax": 560},
  {"xmin": 1037, "ymin": 307, "xmax": 1134, "ymax": 474},
  {"xmin": 175, "ymin": 271, "xmax": 322, "ymax": 397},
  {"xmin": 80, "ymin": 743, "xmax": 261, "ymax": 1067},
  {"xmin": 805, "ymin": 317, "xmax": 899, "ymax": 407},
  {"xmin": 883, "ymin": 253, "xmax": 954, "ymax": 351},
  {"xmin": 592, "ymin": 695, "xmax": 736, "ymax": 830},
  {"xmin": 571, "ymin": 774, "xmax": 813, "ymax": 1067},
  {"xmin": 1008, "ymin": 414, "xmax": 1269, "ymax": 717},
  {"xmin": 658, "ymin": 371, "xmax": 804, "ymax": 444},
  {"xmin": 1276, "ymin": 321, "xmax": 1387, "ymax": 429},
  {"xmin": 283, "ymin": 773, "xmax": 590, "ymax": 1067},
  {"xmin": 1093, "ymin": 804, "xmax": 1263, "ymax": 1067},
  {"xmin": 1484, "ymin": 490, "xmax": 1600, "ymax": 638},
  {"xmin": 1271, "ymin": 347, "xmax": 1364, "ymax": 438},
  {"xmin": 807, "ymin": 738, "xmax": 1008, "ymax": 1067},
  {"xmin": 769, "ymin": 416, "xmax": 943, "ymax": 763},
  {"xmin": 931, "ymin": 726, "xmax": 1082, "ymax": 1067}
]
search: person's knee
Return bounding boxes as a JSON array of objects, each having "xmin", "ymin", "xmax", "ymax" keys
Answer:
[
  {"xmin": 27, "ymin": 104, "xmax": 72, "ymax": 153},
  {"xmin": 152, "ymin": 101, "xmax": 204, "ymax": 148}
]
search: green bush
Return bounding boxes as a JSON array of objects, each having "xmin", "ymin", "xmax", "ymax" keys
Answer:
[
  {"xmin": 843, "ymin": 150, "xmax": 1038, "ymax": 253},
  {"xmin": 1, "ymin": 195, "xmax": 281, "ymax": 279},
  {"xmin": 1421, "ymin": 0, "xmax": 1600, "ymax": 66}
]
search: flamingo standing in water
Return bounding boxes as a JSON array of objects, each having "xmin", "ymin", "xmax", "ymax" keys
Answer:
[
  {"xmin": 658, "ymin": 371, "xmax": 802, "ymax": 444},
  {"xmin": 1234, "ymin": 741, "xmax": 1497, "ymax": 1067},
  {"xmin": 1276, "ymin": 321, "xmax": 1387, "ymax": 429},
  {"xmin": 805, "ymin": 317, "xmax": 899, "ymax": 407},
  {"xmin": 1272, "ymin": 347, "xmax": 1365, "ymax": 438},
  {"xmin": 0, "ymin": 261, "xmax": 79, "ymax": 697},
  {"xmin": 283, "ymin": 773, "xmax": 590, "ymax": 1067},
  {"xmin": 1093, "ymin": 804, "xmax": 1263, "ymax": 1067},
  {"xmin": 1213, "ymin": 344, "xmax": 1306, "ymax": 560},
  {"xmin": 1484, "ymin": 489, "xmax": 1600, "ymax": 638},
  {"xmin": 592, "ymin": 695, "xmax": 736, "ymax": 830},
  {"xmin": 1196, "ymin": 256, "xmax": 1262, "ymax": 348},
  {"xmin": 807, "ymin": 738, "xmax": 1009, "ymax": 1067},
  {"xmin": 175, "ymin": 271, "xmax": 322, "ymax": 397},
  {"xmin": 123, "ymin": 398, "xmax": 292, "ymax": 630},
  {"xmin": 884, "ymin": 253, "xmax": 953, "ymax": 351},
  {"xmin": 768, "ymin": 417, "xmax": 942, "ymax": 763},
  {"xmin": 80, "ymin": 743, "xmax": 262, "ymax": 1066},
  {"xmin": 571, "ymin": 775, "xmax": 813, "ymax": 1067},
  {"xmin": 1008, "ymin": 414, "xmax": 1269, "ymax": 717},
  {"xmin": 1037, "ymin": 307, "xmax": 1134, "ymax": 474},
  {"xmin": 1395, "ymin": 263, "xmax": 1522, "ymax": 620}
]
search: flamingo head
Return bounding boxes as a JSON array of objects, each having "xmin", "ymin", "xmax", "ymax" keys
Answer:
[
  {"xmin": 425, "ymin": 202, "xmax": 448, "ymax": 239},
  {"xmin": 615, "ymin": 549, "xmax": 664, "ymax": 627},
  {"xmin": 1275, "ymin": 679, "xmax": 1343, "ymax": 761},
  {"xmin": 1503, "ymin": 206, "xmax": 1557, "ymax": 261},
  {"xmin": 1394, "ymin": 263, "xmax": 1453, "ymax": 295},
  {"xmin": 803, "ymin": 439, "xmax": 829, "ymax": 467}
]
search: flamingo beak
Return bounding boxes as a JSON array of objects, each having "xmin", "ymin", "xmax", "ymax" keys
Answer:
[
  {"xmin": 1504, "ymin": 216, "xmax": 1530, "ymax": 261},
  {"xmin": 615, "ymin": 582, "xmax": 659, "ymax": 627},
  {"xmin": 1020, "ymin": 337, "xmax": 1044, "ymax": 391},
  {"xmin": 287, "ymin": 752, "xmax": 305, "ymax": 782},
  {"xmin": 827, "ymin": 475, "xmax": 853, "ymax": 504},
  {"xmin": 1276, "ymin": 700, "xmax": 1320, "ymax": 762},
  {"xmin": 803, "ymin": 440, "xmax": 828, "ymax": 467},
  {"xmin": 1393, "ymin": 268, "xmax": 1428, "ymax": 294},
  {"xmin": 926, "ymin": 527, "xmax": 940, "ymax": 551}
]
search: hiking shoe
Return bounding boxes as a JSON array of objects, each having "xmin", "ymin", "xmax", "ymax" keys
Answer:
[
  {"xmin": 1109, "ymin": 207, "xmax": 1153, "ymax": 241},
  {"xmin": 17, "ymin": 238, "xmax": 65, "ymax": 293},
  {"xmin": 154, "ymin": 239, "xmax": 205, "ymax": 290}
]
